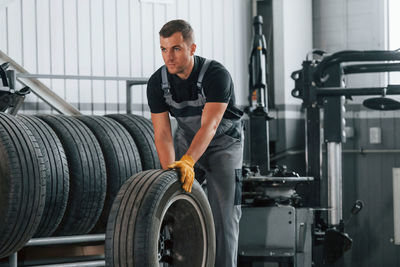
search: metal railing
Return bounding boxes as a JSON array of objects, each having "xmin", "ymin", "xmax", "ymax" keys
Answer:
[
  {"xmin": 1, "ymin": 49, "xmax": 149, "ymax": 116},
  {"xmin": 14, "ymin": 73, "xmax": 148, "ymax": 115}
]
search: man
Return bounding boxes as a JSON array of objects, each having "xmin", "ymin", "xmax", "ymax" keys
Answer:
[{"xmin": 147, "ymin": 19, "xmax": 243, "ymax": 267}]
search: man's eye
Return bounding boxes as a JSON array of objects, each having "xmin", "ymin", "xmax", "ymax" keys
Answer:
[
  {"xmin": 161, "ymin": 48, "xmax": 166, "ymax": 52},
  {"xmin": 174, "ymin": 47, "xmax": 180, "ymax": 51}
]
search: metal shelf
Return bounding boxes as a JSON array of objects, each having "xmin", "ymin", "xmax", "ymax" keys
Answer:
[{"xmin": 8, "ymin": 235, "xmax": 105, "ymax": 267}]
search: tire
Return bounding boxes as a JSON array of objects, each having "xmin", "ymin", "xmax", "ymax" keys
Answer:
[
  {"xmin": 134, "ymin": 114, "xmax": 154, "ymax": 129},
  {"xmin": 105, "ymin": 170, "xmax": 215, "ymax": 267},
  {"xmin": 106, "ymin": 114, "xmax": 161, "ymax": 170},
  {"xmin": 0, "ymin": 112, "xmax": 46, "ymax": 258},
  {"xmin": 17, "ymin": 115, "xmax": 70, "ymax": 237},
  {"xmin": 76, "ymin": 115, "xmax": 142, "ymax": 232},
  {"xmin": 37, "ymin": 115, "xmax": 107, "ymax": 236}
]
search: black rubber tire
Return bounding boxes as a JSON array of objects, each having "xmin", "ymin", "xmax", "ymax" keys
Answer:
[
  {"xmin": 0, "ymin": 112, "xmax": 46, "ymax": 258},
  {"xmin": 106, "ymin": 114, "xmax": 161, "ymax": 170},
  {"xmin": 37, "ymin": 115, "xmax": 107, "ymax": 236},
  {"xmin": 105, "ymin": 170, "xmax": 215, "ymax": 267},
  {"xmin": 76, "ymin": 115, "xmax": 142, "ymax": 232},
  {"xmin": 17, "ymin": 115, "xmax": 69, "ymax": 237}
]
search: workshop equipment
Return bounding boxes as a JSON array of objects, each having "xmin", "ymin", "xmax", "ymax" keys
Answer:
[
  {"xmin": 238, "ymin": 16, "xmax": 314, "ymax": 267},
  {"xmin": 239, "ymin": 15, "xmax": 400, "ymax": 267},
  {"xmin": 291, "ymin": 49, "xmax": 400, "ymax": 265},
  {"xmin": 246, "ymin": 15, "xmax": 272, "ymax": 175},
  {"xmin": 0, "ymin": 62, "xmax": 30, "ymax": 114}
]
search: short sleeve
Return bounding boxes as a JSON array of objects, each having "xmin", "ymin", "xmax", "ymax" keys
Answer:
[{"xmin": 202, "ymin": 63, "xmax": 232, "ymax": 103}]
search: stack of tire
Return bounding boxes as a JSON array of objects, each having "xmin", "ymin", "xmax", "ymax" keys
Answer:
[
  {"xmin": 0, "ymin": 112, "xmax": 216, "ymax": 267},
  {"xmin": 0, "ymin": 112, "xmax": 160, "ymax": 258}
]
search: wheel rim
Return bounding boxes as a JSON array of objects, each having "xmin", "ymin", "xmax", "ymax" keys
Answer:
[{"xmin": 157, "ymin": 194, "xmax": 207, "ymax": 267}]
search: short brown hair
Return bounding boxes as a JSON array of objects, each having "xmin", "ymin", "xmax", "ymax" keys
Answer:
[{"xmin": 159, "ymin": 19, "xmax": 194, "ymax": 44}]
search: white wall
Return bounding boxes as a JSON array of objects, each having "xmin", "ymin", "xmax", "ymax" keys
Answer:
[
  {"xmin": 273, "ymin": 0, "xmax": 313, "ymax": 106},
  {"xmin": 388, "ymin": 0, "xmax": 400, "ymax": 85},
  {"xmin": 313, "ymin": 0, "xmax": 387, "ymax": 52},
  {"xmin": 0, "ymin": 0, "xmax": 251, "ymax": 115},
  {"xmin": 313, "ymin": 0, "xmax": 388, "ymax": 102}
]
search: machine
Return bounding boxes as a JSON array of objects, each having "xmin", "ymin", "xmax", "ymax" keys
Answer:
[
  {"xmin": 239, "ymin": 15, "xmax": 400, "ymax": 267},
  {"xmin": 239, "ymin": 16, "xmax": 315, "ymax": 267},
  {"xmin": 0, "ymin": 62, "xmax": 30, "ymax": 114}
]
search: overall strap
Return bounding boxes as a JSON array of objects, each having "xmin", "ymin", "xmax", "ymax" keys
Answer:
[
  {"xmin": 161, "ymin": 66, "xmax": 170, "ymax": 94},
  {"xmin": 196, "ymin": 59, "xmax": 212, "ymax": 90}
]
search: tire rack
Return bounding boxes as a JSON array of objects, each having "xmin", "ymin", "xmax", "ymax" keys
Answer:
[
  {"xmin": 0, "ymin": 55, "xmax": 150, "ymax": 267},
  {"xmin": 15, "ymin": 73, "xmax": 149, "ymax": 116},
  {"xmin": 8, "ymin": 235, "xmax": 105, "ymax": 267}
]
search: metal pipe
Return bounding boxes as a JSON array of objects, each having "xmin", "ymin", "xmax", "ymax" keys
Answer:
[
  {"xmin": 16, "ymin": 73, "xmax": 148, "ymax": 83},
  {"xmin": 270, "ymin": 149, "xmax": 304, "ymax": 161},
  {"xmin": 343, "ymin": 148, "xmax": 400, "ymax": 154},
  {"xmin": 271, "ymin": 148, "xmax": 400, "ymax": 161},
  {"xmin": 7, "ymin": 95, "xmax": 25, "ymax": 115},
  {"xmin": 126, "ymin": 81, "xmax": 132, "ymax": 114},
  {"xmin": 313, "ymin": 50, "xmax": 400, "ymax": 83},
  {"xmin": 25, "ymin": 234, "xmax": 105, "ymax": 246},
  {"xmin": 343, "ymin": 63, "xmax": 400, "ymax": 75},
  {"xmin": 19, "ymin": 255, "xmax": 105, "ymax": 267},
  {"xmin": 327, "ymin": 142, "xmax": 342, "ymax": 226},
  {"xmin": 315, "ymin": 85, "xmax": 400, "ymax": 97},
  {"xmin": 24, "ymin": 260, "xmax": 105, "ymax": 267},
  {"xmin": 9, "ymin": 252, "xmax": 17, "ymax": 267},
  {"xmin": 124, "ymin": 80, "xmax": 149, "ymax": 115},
  {"xmin": 393, "ymin": 168, "xmax": 400, "ymax": 245}
]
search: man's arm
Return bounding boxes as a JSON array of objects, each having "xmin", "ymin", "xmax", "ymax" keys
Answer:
[
  {"xmin": 151, "ymin": 111, "xmax": 175, "ymax": 169},
  {"xmin": 186, "ymin": 102, "xmax": 228, "ymax": 162}
]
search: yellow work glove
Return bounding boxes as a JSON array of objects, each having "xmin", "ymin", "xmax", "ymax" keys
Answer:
[{"xmin": 168, "ymin": 154, "xmax": 195, "ymax": 193}]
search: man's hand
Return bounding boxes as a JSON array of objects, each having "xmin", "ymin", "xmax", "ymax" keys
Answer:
[{"xmin": 168, "ymin": 154, "xmax": 195, "ymax": 192}]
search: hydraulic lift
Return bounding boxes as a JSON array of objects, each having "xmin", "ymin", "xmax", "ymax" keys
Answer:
[{"xmin": 238, "ymin": 15, "xmax": 400, "ymax": 267}]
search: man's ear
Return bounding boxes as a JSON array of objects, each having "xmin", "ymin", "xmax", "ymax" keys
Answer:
[{"xmin": 190, "ymin": 43, "xmax": 197, "ymax": 56}]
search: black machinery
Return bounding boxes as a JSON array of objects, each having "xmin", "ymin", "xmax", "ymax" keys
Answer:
[
  {"xmin": 0, "ymin": 62, "xmax": 30, "ymax": 114},
  {"xmin": 239, "ymin": 16, "xmax": 315, "ymax": 267},
  {"xmin": 239, "ymin": 15, "xmax": 400, "ymax": 267},
  {"xmin": 291, "ymin": 49, "xmax": 400, "ymax": 266}
]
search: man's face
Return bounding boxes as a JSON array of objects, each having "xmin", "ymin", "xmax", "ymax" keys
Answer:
[{"xmin": 160, "ymin": 32, "xmax": 196, "ymax": 78}]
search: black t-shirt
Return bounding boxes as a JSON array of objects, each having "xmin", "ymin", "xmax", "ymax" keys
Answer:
[{"xmin": 147, "ymin": 56, "xmax": 242, "ymax": 120}]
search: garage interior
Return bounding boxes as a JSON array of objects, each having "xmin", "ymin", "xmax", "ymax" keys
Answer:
[{"xmin": 1, "ymin": 0, "xmax": 400, "ymax": 266}]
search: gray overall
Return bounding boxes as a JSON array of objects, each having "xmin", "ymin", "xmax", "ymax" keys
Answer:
[{"xmin": 161, "ymin": 60, "xmax": 243, "ymax": 267}]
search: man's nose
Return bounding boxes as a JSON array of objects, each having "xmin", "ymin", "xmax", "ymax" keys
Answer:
[{"xmin": 167, "ymin": 51, "xmax": 174, "ymax": 61}]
